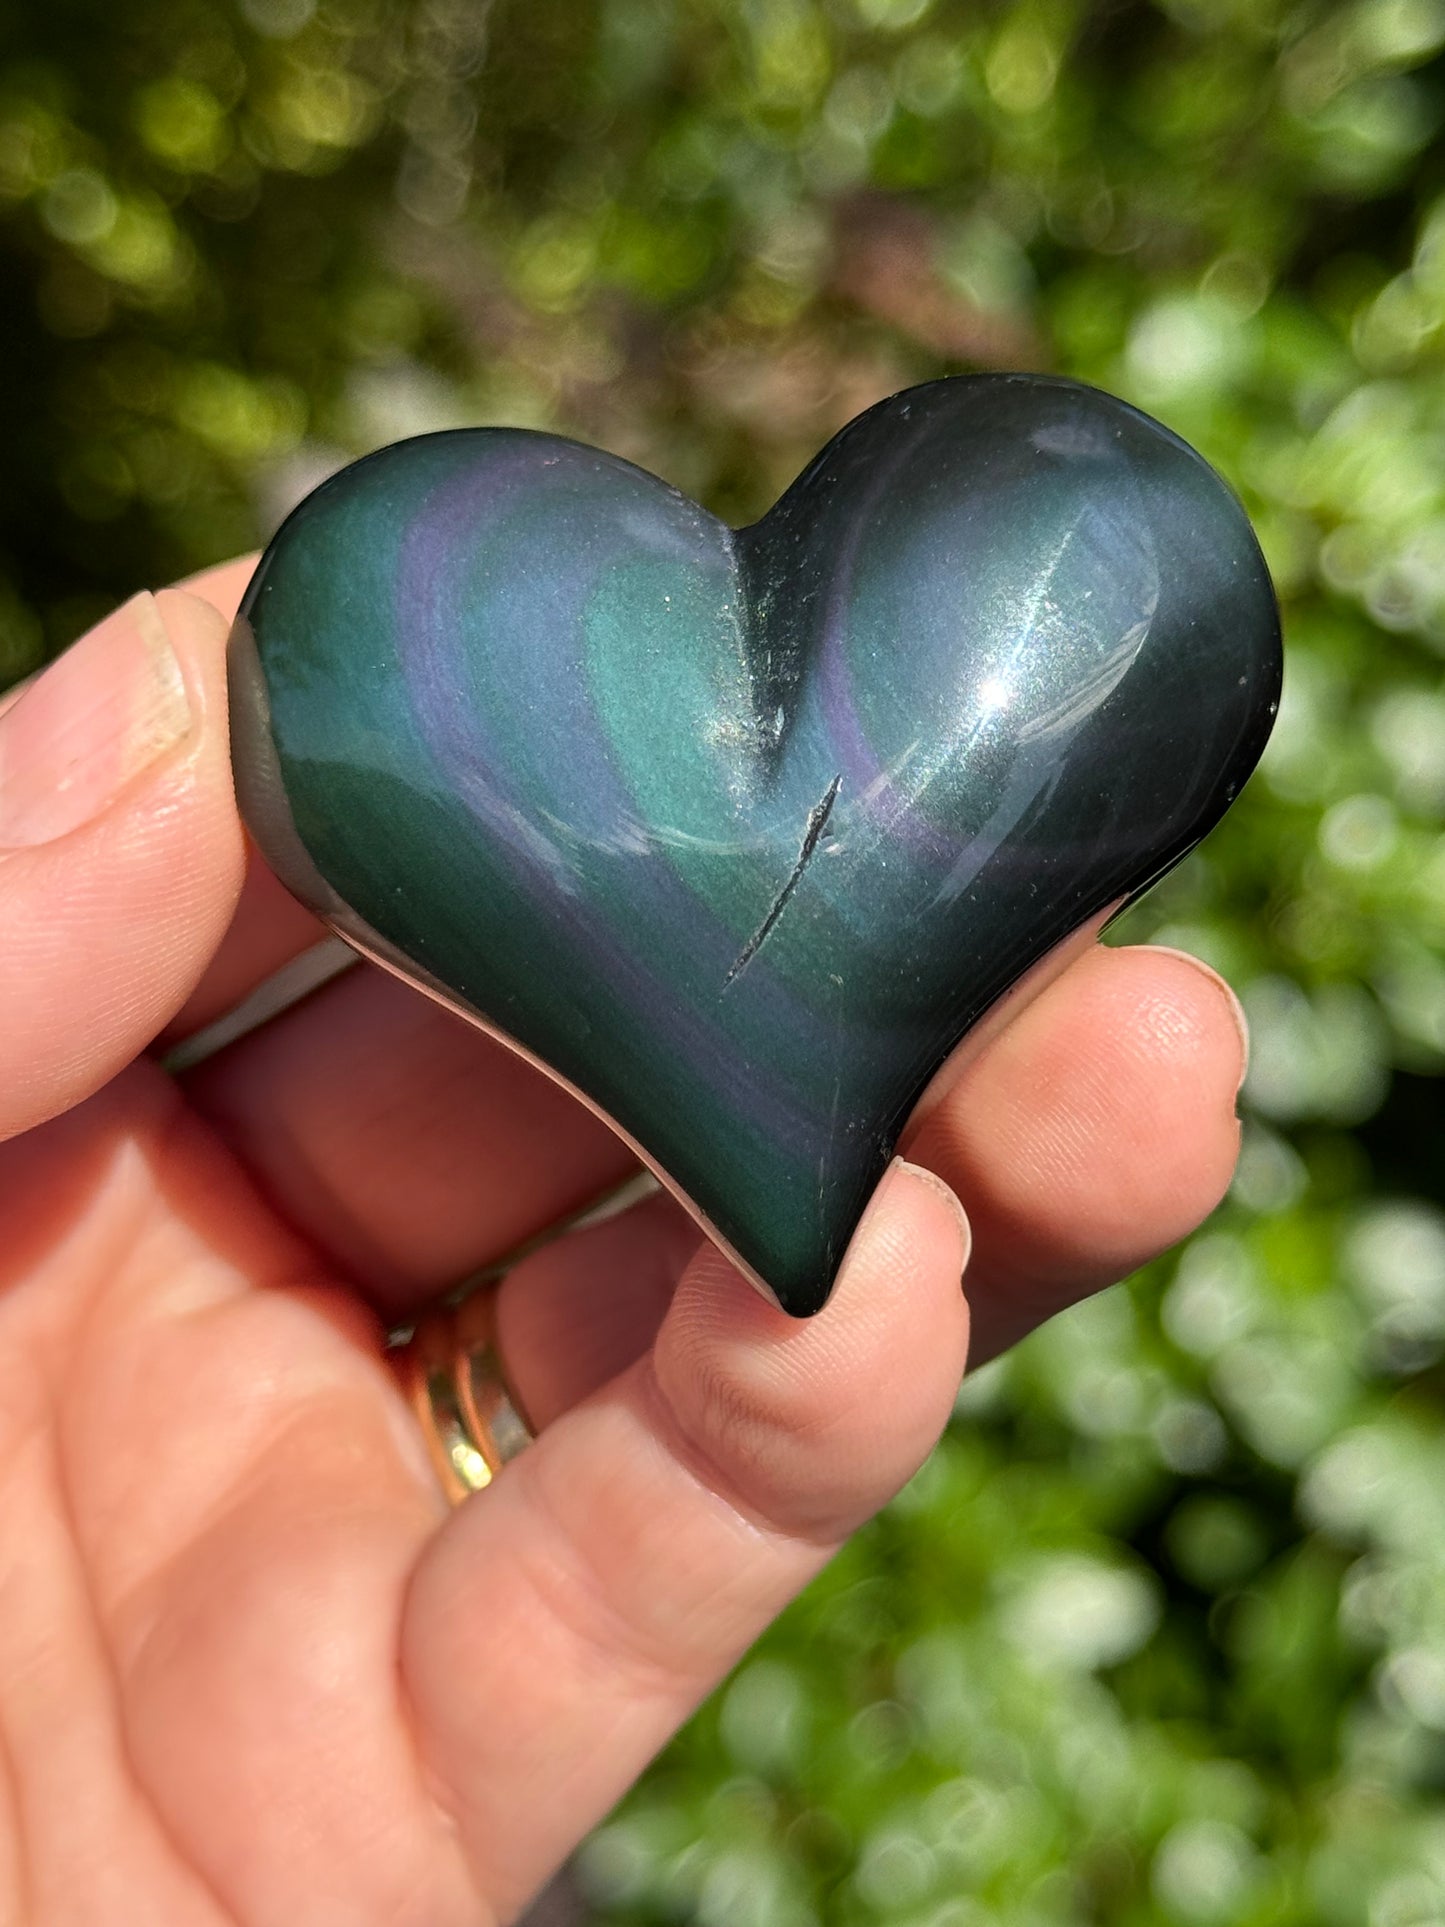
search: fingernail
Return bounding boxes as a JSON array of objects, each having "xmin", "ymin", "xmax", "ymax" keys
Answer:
[
  {"xmin": 1148, "ymin": 944, "xmax": 1250, "ymax": 1091},
  {"xmin": 890, "ymin": 1158, "xmax": 973, "ymax": 1268},
  {"xmin": 0, "ymin": 592, "xmax": 192, "ymax": 849}
]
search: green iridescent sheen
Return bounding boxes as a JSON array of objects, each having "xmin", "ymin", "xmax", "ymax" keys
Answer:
[{"xmin": 229, "ymin": 375, "xmax": 1281, "ymax": 1315}]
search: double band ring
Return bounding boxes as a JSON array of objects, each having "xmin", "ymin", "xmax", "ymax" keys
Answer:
[
  {"xmin": 389, "ymin": 1170, "xmax": 660, "ymax": 1503},
  {"xmin": 393, "ymin": 1287, "xmax": 535, "ymax": 1504}
]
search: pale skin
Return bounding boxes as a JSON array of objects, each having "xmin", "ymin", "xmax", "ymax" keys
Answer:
[{"xmin": 0, "ymin": 561, "xmax": 1248, "ymax": 1926}]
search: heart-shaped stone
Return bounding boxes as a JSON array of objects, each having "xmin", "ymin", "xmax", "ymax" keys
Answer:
[{"xmin": 229, "ymin": 374, "xmax": 1280, "ymax": 1316}]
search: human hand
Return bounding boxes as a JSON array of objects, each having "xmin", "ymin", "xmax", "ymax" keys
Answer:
[{"xmin": 0, "ymin": 567, "xmax": 1246, "ymax": 1924}]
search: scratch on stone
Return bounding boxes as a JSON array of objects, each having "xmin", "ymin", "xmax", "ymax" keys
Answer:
[{"xmin": 724, "ymin": 774, "xmax": 841, "ymax": 989}]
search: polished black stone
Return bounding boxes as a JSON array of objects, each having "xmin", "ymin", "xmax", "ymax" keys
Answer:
[{"xmin": 229, "ymin": 374, "xmax": 1282, "ymax": 1315}]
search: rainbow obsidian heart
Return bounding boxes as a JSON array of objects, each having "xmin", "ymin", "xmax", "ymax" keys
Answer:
[{"xmin": 229, "ymin": 374, "xmax": 1280, "ymax": 1316}]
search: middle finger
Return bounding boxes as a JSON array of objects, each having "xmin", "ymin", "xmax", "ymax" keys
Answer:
[
  {"xmin": 182, "ymin": 963, "xmax": 639, "ymax": 1312},
  {"xmin": 182, "ymin": 940, "xmax": 1245, "ymax": 1348}
]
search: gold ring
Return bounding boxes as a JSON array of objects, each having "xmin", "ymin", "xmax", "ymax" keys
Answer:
[
  {"xmin": 390, "ymin": 1169, "xmax": 660, "ymax": 1503},
  {"xmin": 392, "ymin": 1285, "xmax": 535, "ymax": 1504}
]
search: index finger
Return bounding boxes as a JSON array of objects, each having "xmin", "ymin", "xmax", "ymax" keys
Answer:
[
  {"xmin": 0, "ymin": 584, "xmax": 247, "ymax": 1137},
  {"xmin": 159, "ymin": 556, "xmax": 332, "ymax": 1047}
]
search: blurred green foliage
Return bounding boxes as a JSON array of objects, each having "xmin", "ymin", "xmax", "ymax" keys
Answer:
[{"xmin": 6, "ymin": 0, "xmax": 1445, "ymax": 1919}]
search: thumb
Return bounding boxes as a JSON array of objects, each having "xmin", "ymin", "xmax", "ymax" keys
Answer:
[{"xmin": 0, "ymin": 587, "xmax": 245, "ymax": 1140}]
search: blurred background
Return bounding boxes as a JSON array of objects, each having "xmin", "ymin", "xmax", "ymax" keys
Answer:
[{"xmin": 4, "ymin": 0, "xmax": 1445, "ymax": 1920}]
